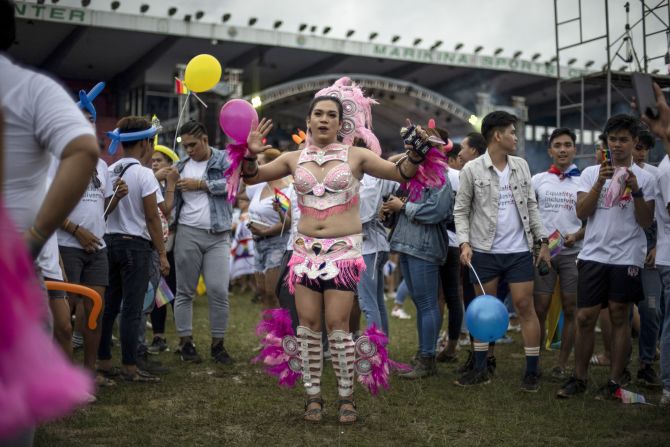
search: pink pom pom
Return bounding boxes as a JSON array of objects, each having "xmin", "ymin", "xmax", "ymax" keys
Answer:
[
  {"xmin": 355, "ymin": 325, "xmax": 411, "ymax": 396},
  {"xmin": 400, "ymin": 147, "xmax": 449, "ymax": 202},
  {"xmin": 223, "ymin": 142, "xmax": 250, "ymax": 203},
  {"xmin": 252, "ymin": 308, "xmax": 301, "ymax": 388}
]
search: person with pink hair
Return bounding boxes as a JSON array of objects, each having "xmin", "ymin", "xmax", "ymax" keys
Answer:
[{"xmin": 245, "ymin": 77, "xmax": 446, "ymax": 424}]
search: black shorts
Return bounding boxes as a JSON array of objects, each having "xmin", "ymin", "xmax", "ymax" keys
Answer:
[
  {"xmin": 470, "ymin": 251, "xmax": 535, "ymax": 285},
  {"xmin": 59, "ymin": 246, "xmax": 109, "ymax": 287},
  {"xmin": 576, "ymin": 260, "xmax": 643, "ymax": 308},
  {"xmin": 295, "ymin": 276, "xmax": 358, "ymax": 294}
]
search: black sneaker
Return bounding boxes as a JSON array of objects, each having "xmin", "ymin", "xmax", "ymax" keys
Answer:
[
  {"xmin": 211, "ymin": 342, "xmax": 233, "ymax": 365},
  {"xmin": 454, "ymin": 368, "xmax": 490, "ymax": 387},
  {"xmin": 180, "ymin": 341, "xmax": 203, "ymax": 363},
  {"xmin": 637, "ymin": 364, "xmax": 661, "ymax": 388},
  {"xmin": 521, "ymin": 372, "xmax": 540, "ymax": 392},
  {"xmin": 136, "ymin": 352, "xmax": 170, "ymax": 375},
  {"xmin": 556, "ymin": 376, "xmax": 587, "ymax": 398},
  {"xmin": 148, "ymin": 336, "xmax": 169, "ymax": 355},
  {"xmin": 456, "ymin": 350, "xmax": 474, "ymax": 374},
  {"xmin": 595, "ymin": 379, "xmax": 620, "ymax": 401},
  {"xmin": 619, "ymin": 368, "xmax": 632, "ymax": 387},
  {"xmin": 487, "ymin": 356, "xmax": 497, "ymax": 376}
]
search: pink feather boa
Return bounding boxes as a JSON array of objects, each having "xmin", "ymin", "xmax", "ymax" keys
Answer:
[
  {"xmin": 0, "ymin": 203, "xmax": 93, "ymax": 439},
  {"xmin": 355, "ymin": 325, "xmax": 411, "ymax": 395},
  {"xmin": 252, "ymin": 308, "xmax": 301, "ymax": 388},
  {"xmin": 400, "ymin": 147, "xmax": 449, "ymax": 202},
  {"xmin": 224, "ymin": 142, "xmax": 249, "ymax": 203}
]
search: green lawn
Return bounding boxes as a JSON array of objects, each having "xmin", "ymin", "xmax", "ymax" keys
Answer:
[{"xmin": 36, "ymin": 289, "xmax": 670, "ymax": 447}]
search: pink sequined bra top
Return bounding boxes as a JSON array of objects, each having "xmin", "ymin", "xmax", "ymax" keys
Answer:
[{"xmin": 293, "ymin": 143, "xmax": 360, "ymax": 219}]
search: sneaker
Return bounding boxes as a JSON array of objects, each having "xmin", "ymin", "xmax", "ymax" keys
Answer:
[
  {"xmin": 507, "ymin": 323, "xmax": 521, "ymax": 333},
  {"xmin": 180, "ymin": 341, "xmax": 202, "ymax": 363},
  {"xmin": 436, "ymin": 348, "xmax": 458, "ymax": 363},
  {"xmin": 660, "ymin": 389, "xmax": 670, "ymax": 406},
  {"xmin": 148, "ymin": 336, "xmax": 169, "ymax": 355},
  {"xmin": 549, "ymin": 366, "xmax": 569, "ymax": 382},
  {"xmin": 211, "ymin": 342, "xmax": 233, "ymax": 365},
  {"xmin": 454, "ymin": 368, "xmax": 490, "ymax": 386},
  {"xmin": 619, "ymin": 368, "xmax": 632, "ymax": 387},
  {"xmin": 391, "ymin": 308, "xmax": 411, "ymax": 320},
  {"xmin": 594, "ymin": 379, "xmax": 620, "ymax": 401},
  {"xmin": 637, "ymin": 364, "xmax": 662, "ymax": 388},
  {"xmin": 323, "ymin": 349, "xmax": 331, "ymax": 361},
  {"xmin": 136, "ymin": 352, "xmax": 170, "ymax": 375},
  {"xmin": 456, "ymin": 350, "xmax": 474, "ymax": 374},
  {"xmin": 457, "ymin": 336, "xmax": 470, "ymax": 348},
  {"xmin": 521, "ymin": 372, "xmax": 540, "ymax": 392},
  {"xmin": 398, "ymin": 356, "xmax": 437, "ymax": 380},
  {"xmin": 556, "ymin": 376, "xmax": 587, "ymax": 398},
  {"xmin": 496, "ymin": 335, "xmax": 514, "ymax": 344},
  {"xmin": 487, "ymin": 356, "xmax": 497, "ymax": 376}
]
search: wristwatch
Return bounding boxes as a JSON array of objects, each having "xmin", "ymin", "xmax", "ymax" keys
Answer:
[
  {"xmin": 537, "ymin": 238, "xmax": 549, "ymax": 246},
  {"xmin": 632, "ymin": 188, "xmax": 644, "ymax": 198}
]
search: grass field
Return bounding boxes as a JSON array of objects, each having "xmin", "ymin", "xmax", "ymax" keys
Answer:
[{"xmin": 36, "ymin": 289, "xmax": 670, "ymax": 447}]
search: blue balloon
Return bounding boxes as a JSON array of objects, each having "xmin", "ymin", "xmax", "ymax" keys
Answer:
[{"xmin": 465, "ymin": 294, "xmax": 509, "ymax": 342}]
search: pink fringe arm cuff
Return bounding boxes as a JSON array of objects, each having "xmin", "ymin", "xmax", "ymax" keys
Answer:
[{"xmin": 400, "ymin": 147, "xmax": 449, "ymax": 202}]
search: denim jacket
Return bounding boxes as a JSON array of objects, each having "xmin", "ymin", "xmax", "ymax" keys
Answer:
[
  {"xmin": 389, "ymin": 180, "xmax": 454, "ymax": 264},
  {"xmin": 174, "ymin": 147, "xmax": 233, "ymax": 233},
  {"xmin": 454, "ymin": 151, "xmax": 546, "ymax": 251}
]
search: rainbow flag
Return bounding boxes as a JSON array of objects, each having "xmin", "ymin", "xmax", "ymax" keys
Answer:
[
  {"xmin": 547, "ymin": 229, "xmax": 564, "ymax": 258},
  {"xmin": 174, "ymin": 77, "xmax": 189, "ymax": 95},
  {"xmin": 154, "ymin": 277, "xmax": 175, "ymax": 308},
  {"xmin": 274, "ymin": 188, "xmax": 291, "ymax": 214},
  {"xmin": 615, "ymin": 387, "xmax": 648, "ymax": 404}
]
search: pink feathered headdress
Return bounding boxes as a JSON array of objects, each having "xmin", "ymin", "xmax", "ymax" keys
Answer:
[{"xmin": 311, "ymin": 77, "xmax": 382, "ymax": 156}]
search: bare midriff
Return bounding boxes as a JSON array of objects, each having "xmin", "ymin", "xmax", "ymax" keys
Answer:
[{"xmin": 297, "ymin": 205, "xmax": 362, "ymax": 238}]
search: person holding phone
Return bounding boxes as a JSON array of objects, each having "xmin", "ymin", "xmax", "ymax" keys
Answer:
[{"xmin": 557, "ymin": 115, "xmax": 656, "ymax": 400}]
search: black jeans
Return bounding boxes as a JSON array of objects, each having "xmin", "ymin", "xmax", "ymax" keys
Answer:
[
  {"xmin": 98, "ymin": 235, "xmax": 152, "ymax": 366},
  {"xmin": 440, "ymin": 246, "xmax": 464, "ymax": 341}
]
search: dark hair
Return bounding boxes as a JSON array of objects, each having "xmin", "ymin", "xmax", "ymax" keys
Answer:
[
  {"xmin": 0, "ymin": 1, "xmax": 15, "ymax": 51},
  {"xmin": 448, "ymin": 143, "xmax": 461, "ymax": 159},
  {"xmin": 117, "ymin": 116, "xmax": 152, "ymax": 150},
  {"xmin": 435, "ymin": 127, "xmax": 450, "ymax": 143},
  {"xmin": 637, "ymin": 130, "xmax": 655, "ymax": 149},
  {"xmin": 603, "ymin": 114, "xmax": 641, "ymax": 139},
  {"xmin": 548, "ymin": 127, "xmax": 576, "ymax": 145},
  {"xmin": 153, "ymin": 151, "xmax": 172, "ymax": 164},
  {"xmin": 464, "ymin": 132, "xmax": 487, "ymax": 155},
  {"xmin": 307, "ymin": 96, "xmax": 344, "ymax": 122},
  {"xmin": 481, "ymin": 111, "xmax": 517, "ymax": 143},
  {"xmin": 179, "ymin": 119, "xmax": 208, "ymax": 138},
  {"xmin": 598, "ymin": 133, "xmax": 607, "ymax": 144}
]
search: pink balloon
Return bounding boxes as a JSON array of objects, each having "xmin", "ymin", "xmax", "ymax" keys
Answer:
[{"xmin": 219, "ymin": 99, "xmax": 259, "ymax": 143}]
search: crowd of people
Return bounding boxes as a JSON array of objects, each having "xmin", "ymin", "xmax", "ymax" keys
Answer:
[{"xmin": 2, "ymin": 0, "xmax": 670, "ymax": 440}]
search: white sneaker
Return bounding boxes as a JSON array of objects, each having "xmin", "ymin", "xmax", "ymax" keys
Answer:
[
  {"xmin": 661, "ymin": 389, "xmax": 670, "ymax": 406},
  {"xmin": 507, "ymin": 323, "xmax": 521, "ymax": 333},
  {"xmin": 385, "ymin": 292, "xmax": 396, "ymax": 301},
  {"xmin": 391, "ymin": 308, "xmax": 411, "ymax": 320}
]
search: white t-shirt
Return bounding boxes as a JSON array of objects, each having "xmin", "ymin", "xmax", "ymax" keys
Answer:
[
  {"xmin": 447, "ymin": 168, "xmax": 460, "ymax": 247},
  {"xmin": 642, "ymin": 162, "xmax": 660, "ymax": 179},
  {"xmin": 57, "ymin": 159, "xmax": 113, "ymax": 249},
  {"xmin": 106, "ymin": 158, "xmax": 162, "ymax": 240},
  {"xmin": 0, "ymin": 54, "xmax": 95, "ymax": 233},
  {"xmin": 577, "ymin": 163, "xmax": 656, "ymax": 267},
  {"xmin": 286, "ymin": 184, "xmax": 301, "ymax": 251},
  {"xmin": 654, "ymin": 156, "xmax": 670, "ymax": 267},
  {"xmin": 178, "ymin": 158, "xmax": 211, "ymax": 230},
  {"xmin": 248, "ymin": 182, "xmax": 291, "ymax": 228},
  {"xmin": 531, "ymin": 169, "xmax": 583, "ymax": 255},
  {"xmin": 483, "ymin": 165, "xmax": 527, "ymax": 254}
]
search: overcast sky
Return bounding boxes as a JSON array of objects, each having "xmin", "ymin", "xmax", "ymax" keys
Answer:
[{"xmin": 49, "ymin": 0, "xmax": 669, "ymax": 72}]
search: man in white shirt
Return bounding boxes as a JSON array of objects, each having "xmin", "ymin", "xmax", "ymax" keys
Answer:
[
  {"xmin": 172, "ymin": 120, "xmax": 234, "ymax": 365},
  {"xmin": 558, "ymin": 115, "xmax": 656, "ymax": 399},
  {"xmin": 630, "ymin": 130, "xmax": 663, "ymax": 387},
  {"xmin": 531, "ymin": 128, "xmax": 584, "ymax": 381},
  {"xmin": 455, "ymin": 111, "xmax": 550, "ymax": 392},
  {"xmin": 98, "ymin": 116, "xmax": 168, "ymax": 383},
  {"xmin": 1, "ymin": 1, "xmax": 99, "ymax": 442}
]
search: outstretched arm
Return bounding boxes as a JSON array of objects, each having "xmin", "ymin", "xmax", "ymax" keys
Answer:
[
  {"xmin": 242, "ymin": 118, "xmax": 292, "ymax": 185},
  {"xmin": 358, "ymin": 145, "xmax": 421, "ymax": 183}
]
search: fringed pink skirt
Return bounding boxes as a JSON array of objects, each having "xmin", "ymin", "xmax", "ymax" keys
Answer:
[{"xmin": 286, "ymin": 233, "xmax": 365, "ymax": 294}]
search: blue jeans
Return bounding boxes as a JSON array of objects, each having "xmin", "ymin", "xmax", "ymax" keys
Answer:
[
  {"xmin": 99, "ymin": 235, "xmax": 152, "ymax": 366},
  {"xmin": 659, "ymin": 265, "xmax": 670, "ymax": 391},
  {"xmin": 358, "ymin": 252, "xmax": 390, "ymax": 334},
  {"xmin": 395, "ymin": 279, "xmax": 410, "ymax": 305},
  {"xmin": 639, "ymin": 267, "xmax": 661, "ymax": 364},
  {"xmin": 399, "ymin": 253, "xmax": 442, "ymax": 356}
]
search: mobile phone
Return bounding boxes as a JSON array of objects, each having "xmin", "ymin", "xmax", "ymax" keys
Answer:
[{"xmin": 631, "ymin": 72, "xmax": 659, "ymax": 119}]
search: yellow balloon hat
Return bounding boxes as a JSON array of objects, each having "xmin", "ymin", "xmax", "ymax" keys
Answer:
[{"xmin": 154, "ymin": 145, "xmax": 180, "ymax": 163}]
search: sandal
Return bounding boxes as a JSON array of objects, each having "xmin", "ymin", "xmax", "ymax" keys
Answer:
[
  {"xmin": 304, "ymin": 396, "xmax": 324, "ymax": 423},
  {"xmin": 337, "ymin": 398, "xmax": 358, "ymax": 425},
  {"xmin": 119, "ymin": 369, "xmax": 160, "ymax": 383}
]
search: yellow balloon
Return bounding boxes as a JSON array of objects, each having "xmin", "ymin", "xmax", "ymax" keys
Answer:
[{"xmin": 184, "ymin": 54, "xmax": 222, "ymax": 93}]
